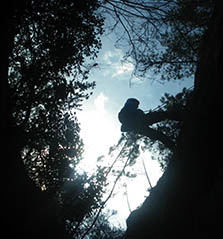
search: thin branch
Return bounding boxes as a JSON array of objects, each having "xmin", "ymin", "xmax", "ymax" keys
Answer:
[
  {"xmin": 106, "ymin": 1, "xmax": 149, "ymax": 19},
  {"xmin": 112, "ymin": 5, "xmax": 137, "ymax": 60},
  {"xmin": 142, "ymin": 158, "xmax": 153, "ymax": 189},
  {"xmin": 107, "ymin": 0, "xmax": 172, "ymax": 15}
]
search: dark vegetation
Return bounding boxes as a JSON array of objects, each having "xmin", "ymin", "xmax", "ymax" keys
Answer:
[
  {"xmin": 103, "ymin": 1, "xmax": 222, "ymax": 238},
  {"xmin": 125, "ymin": 2, "xmax": 222, "ymax": 239},
  {"xmin": 3, "ymin": 1, "xmax": 116, "ymax": 238},
  {"xmin": 2, "ymin": 0, "xmax": 221, "ymax": 238}
]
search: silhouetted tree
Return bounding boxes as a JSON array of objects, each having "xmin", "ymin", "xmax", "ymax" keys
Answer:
[
  {"xmin": 99, "ymin": 0, "xmax": 214, "ymax": 81},
  {"xmin": 4, "ymin": 1, "xmax": 105, "ymax": 238},
  {"xmin": 125, "ymin": 2, "xmax": 222, "ymax": 237},
  {"xmin": 142, "ymin": 88, "xmax": 193, "ymax": 169},
  {"xmin": 8, "ymin": 0, "xmax": 104, "ymax": 186},
  {"xmin": 8, "ymin": 0, "xmax": 103, "ymax": 156}
]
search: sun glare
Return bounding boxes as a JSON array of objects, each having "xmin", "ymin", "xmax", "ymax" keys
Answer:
[
  {"xmin": 76, "ymin": 92, "xmax": 163, "ymax": 227},
  {"xmin": 76, "ymin": 93, "xmax": 121, "ymax": 172}
]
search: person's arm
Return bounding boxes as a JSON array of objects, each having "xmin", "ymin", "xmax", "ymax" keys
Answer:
[
  {"xmin": 145, "ymin": 110, "xmax": 182, "ymax": 125},
  {"xmin": 137, "ymin": 126, "xmax": 176, "ymax": 151}
]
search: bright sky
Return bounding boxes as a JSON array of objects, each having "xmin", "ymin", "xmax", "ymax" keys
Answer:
[
  {"xmin": 77, "ymin": 92, "xmax": 162, "ymax": 228},
  {"xmin": 76, "ymin": 34, "xmax": 193, "ymax": 228}
]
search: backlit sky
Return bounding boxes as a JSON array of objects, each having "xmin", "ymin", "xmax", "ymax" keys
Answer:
[{"xmin": 76, "ymin": 34, "xmax": 193, "ymax": 228}]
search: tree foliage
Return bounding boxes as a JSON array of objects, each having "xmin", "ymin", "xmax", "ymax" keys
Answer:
[
  {"xmin": 66, "ymin": 210, "xmax": 124, "ymax": 239},
  {"xmin": 9, "ymin": 0, "xmax": 103, "ymax": 184},
  {"xmin": 143, "ymin": 87, "xmax": 193, "ymax": 169},
  {"xmin": 100, "ymin": 0, "xmax": 214, "ymax": 81},
  {"xmin": 6, "ymin": 0, "xmax": 216, "ymax": 237},
  {"xmin": 7, "ymin": 0, "xmax": 107, "ymax": 233},
  {"xmin": 125, "ymin": 3, "xmax": 223, "ymax": 237}
]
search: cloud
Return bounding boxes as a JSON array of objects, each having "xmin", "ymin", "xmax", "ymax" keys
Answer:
[
  {"xmin": 102, "ymin": 49, "xmax": 134, "ymax": 78},
  {"xmin": 103, "ymin": 49, "xmax": 123, "ymax": 64},
  {"xmin": 112, "ymin": 61, "xmax": 134, "ymax": 77}
]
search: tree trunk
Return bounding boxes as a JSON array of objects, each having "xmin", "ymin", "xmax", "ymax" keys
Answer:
[{"xmin": 125, "ymin": 2, "xmax": 222, "ymax": 238}]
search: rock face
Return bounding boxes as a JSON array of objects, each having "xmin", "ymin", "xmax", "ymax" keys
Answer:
[{"xmin": 125, "ymin": 2, "xmax": 222, "ymax": 239}]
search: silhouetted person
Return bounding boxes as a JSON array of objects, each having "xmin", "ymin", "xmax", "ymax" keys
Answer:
[
  {"xmin": 118, "ymin": 98, "xmax": 176, "ymax": 151},
  {"xmin": 118, "ymin": 98, "xmax": 147, "ymax": 132}
]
